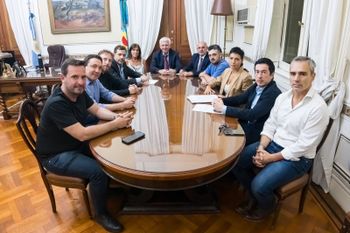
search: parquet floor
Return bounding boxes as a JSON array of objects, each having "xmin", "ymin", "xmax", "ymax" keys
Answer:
[{"xmin": 0, "ymin": 119, "xmax": 338, "ymax": 233}]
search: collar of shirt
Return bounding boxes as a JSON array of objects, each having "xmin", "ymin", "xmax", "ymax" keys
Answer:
[
  {"xmin": 255, "ymin": 85, "xmax": 265, "ymax": 94},
  {"xmin": 86, "ymin": 78, "xmax": 94, "ymax": 85}
]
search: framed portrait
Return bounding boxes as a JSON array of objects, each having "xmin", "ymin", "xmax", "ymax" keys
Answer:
[{"xmin": 47, "ymin": 0, "xmax": 111, "ymax": 34}]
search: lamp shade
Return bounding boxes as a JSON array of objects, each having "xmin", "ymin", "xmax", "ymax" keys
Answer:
[{"xmin": 211, "ymin": 0, "xmax": 233, "ymax": 16}]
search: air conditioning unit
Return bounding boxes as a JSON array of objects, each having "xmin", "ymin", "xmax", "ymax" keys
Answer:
[{"xmin": 237, "ymin": 7, "xmax": 256, "ymax": 26}]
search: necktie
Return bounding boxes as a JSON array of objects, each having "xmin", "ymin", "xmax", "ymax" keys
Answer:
[
  {"xmin": 251, "ymin": 86, "xmax": 264, "ymax": 108},
  {"xmin": 119, "ymin": 64, "xmax": 125, "ymax": 79},
  {"xmin": 197, "ymin": 57, "xmax": 204, "ymax": 72},
  {"xmin": 164, "ymin": 54, "xmax": 169, "ymax": 69}
]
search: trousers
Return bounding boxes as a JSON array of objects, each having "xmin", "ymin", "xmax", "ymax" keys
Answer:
[
  {"xmin": 232, "ymin": 141, "xmax": 312, "ymax": 211},
  {"xmin": 42, "ymin": 148, "xmax": 109, "ymax": 216}
]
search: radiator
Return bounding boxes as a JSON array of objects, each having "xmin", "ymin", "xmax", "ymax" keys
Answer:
[{"xmin": 330, "ymin": 134, "xmax": 350, "ymax": 212}]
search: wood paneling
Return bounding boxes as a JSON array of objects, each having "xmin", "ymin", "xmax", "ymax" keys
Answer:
[{"xmin": 157, "ymin": 0, "xmax": 191, "ymax": 65}]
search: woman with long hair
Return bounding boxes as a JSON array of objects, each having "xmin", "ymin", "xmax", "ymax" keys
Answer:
[{"xmin": 126, "ymin": 43, "xmax": 146, "ymax": 74}]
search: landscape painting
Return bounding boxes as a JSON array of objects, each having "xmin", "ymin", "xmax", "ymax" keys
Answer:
[{"xmin": 48, "ymin": 0, "xmax": 110, "ymax": 34}]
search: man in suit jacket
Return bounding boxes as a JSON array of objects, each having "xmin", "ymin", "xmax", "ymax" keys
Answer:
[
  {"xmin": 179, "ymin": 41, "xmax": 210, "ymax": 77},
  {"xmin": 98, "ymin": 50, "xmax": 141, "ymax": 96},
  {"xmin": 213, "ymin": 58, "xmax": 281, "ymax": 146},
  {"xmin": 150, "ymin": 36, "xmax": 182, "ymax": 75},
  {"xmin": 109, "ymin": 45, "xmax": 148, "ymax": 85}
]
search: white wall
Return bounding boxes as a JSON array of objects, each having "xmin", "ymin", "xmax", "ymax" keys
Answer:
[{"xmin": 32, "ymin": 0, "xmax": 122, "ymax": 57}]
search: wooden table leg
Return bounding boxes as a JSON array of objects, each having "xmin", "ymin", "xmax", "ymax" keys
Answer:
[{"xmin": 0, "ymin": 94, "xmax": 11, "ymax": 120}]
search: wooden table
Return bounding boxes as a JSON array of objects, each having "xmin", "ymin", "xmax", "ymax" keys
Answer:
[
  {"xmin": 0, "ymin": 71, "xmax": 61, "ymax": 119},
  {"xmin": 90, "ymin": 75, "xmax": 245, "ymax": 213}
]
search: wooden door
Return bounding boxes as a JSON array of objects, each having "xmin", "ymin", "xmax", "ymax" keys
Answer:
[
  {"xmin": 0, "ymin": 0, "xmax": 24, "ymax": 65},
  {"xmin": 157, "ymin": 0, "xmax": 191, "ymax": 65}
]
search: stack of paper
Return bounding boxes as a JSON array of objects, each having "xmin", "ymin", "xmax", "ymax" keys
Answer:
[
  {"xmin": 192, "ymin": 104, "xmax": 221, "ymax": 114},
  {"xmin": 187, "ymin": 95, "xmax": 217, "ymax": 103}
]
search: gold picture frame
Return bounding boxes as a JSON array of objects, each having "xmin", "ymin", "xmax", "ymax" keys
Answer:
[{"xmin": 47, "ymin": 0, "xmax": 111, "ymax": 34}]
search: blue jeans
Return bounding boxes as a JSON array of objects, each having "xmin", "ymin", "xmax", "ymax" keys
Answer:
[
  {"xmin": 42, "ymin": 149, "xmax": 109, "ymax": 216},
  {"xmin": 232, "ymin": 141, "xmax": 312, "ymax": 211}
]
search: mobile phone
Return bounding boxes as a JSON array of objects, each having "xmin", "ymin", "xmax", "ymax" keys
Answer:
[
  {"xmin": 122, "ymin": 131, "xmax": 145, "ymax": 145},
  {"xmin": 223, "ymin": 127, "xmax": 245, "ymax": 136}
]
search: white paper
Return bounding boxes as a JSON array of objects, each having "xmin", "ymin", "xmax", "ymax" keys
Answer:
[
  {"xmin": 148, "ymin": 79, "xmax": 159, "ymax": 85},
  {"xmin": 192, "ymin": 104, "xmax": 221, "ymax": 114},
  {"xmin": 187, "ymin": 95, "xmax": 217, "ymax": 103}
]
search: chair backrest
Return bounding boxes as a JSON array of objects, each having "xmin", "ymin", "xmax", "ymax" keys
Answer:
[
  {"xmin": 1, "ymin": 50, "xmax": 16, "ymax": 66},
  {"xmin": 316, "ymin": 118, "xmax": 334, "ymax": 153},
  {"xmin": 16, "ymin": 99, "xmax": 44, "ymax": 170},
  {"xmin": 47, "ymin": 45, "xmax": 66, "ymax": 68}
]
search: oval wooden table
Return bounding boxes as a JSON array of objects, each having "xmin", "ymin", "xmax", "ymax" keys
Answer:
[{"xmin": 90, "ymin": 75, "xmax": 245, "ymax": 213}]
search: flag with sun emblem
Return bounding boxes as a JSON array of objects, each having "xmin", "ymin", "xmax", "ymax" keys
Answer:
[{"xmin": 119, "ymin": 0, "xmax": 128, "ymax": 48}]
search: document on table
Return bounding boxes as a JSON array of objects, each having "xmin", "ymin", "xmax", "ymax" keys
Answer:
[
  {"xmin": 192, "ymin": 104, "xmax": 221, "ymax": 114},
  {"xmin": 148, "ymin": 79, "xmax": 158, "ymax": 85},
  {"xmin": 187, "ymin": 95, "xmax": 217, "ymax": 103}
]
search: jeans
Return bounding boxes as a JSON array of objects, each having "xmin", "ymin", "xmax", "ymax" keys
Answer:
[
  {"xmin": 232, "ymin": 141, "xmax": 312, "ymax": 211},
  {"xmin": 42, "ymin": 149, "xmax": 109, "ymax": 216}
]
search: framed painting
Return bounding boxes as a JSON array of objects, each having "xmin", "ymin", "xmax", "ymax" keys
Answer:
[{"xmin": 47, "ymin": 0, "xmax": 111, "ymax": 34}]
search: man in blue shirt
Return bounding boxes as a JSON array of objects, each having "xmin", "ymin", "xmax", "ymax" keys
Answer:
[
  {"xmin": 84, "ymin": 54, "xmax": 135, "ymax": 112},
  {"xmin": 199, "ymin": 44, "xmax": 229, "ymax": 85}
]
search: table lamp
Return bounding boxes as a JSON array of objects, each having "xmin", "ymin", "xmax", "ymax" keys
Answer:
[{"xmin": 211, "ymin": 0, "xmax": 234, "ymax": 57}]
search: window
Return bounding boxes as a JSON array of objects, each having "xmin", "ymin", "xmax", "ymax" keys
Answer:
[{"xmin": 279, "ymin": 0, "xmax": 304, "ymax": 69}]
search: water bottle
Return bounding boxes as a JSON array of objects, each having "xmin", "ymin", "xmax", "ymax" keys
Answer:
[{"xmin": 38, "ymin": 54, "xmax": 44, "ymax": 72}]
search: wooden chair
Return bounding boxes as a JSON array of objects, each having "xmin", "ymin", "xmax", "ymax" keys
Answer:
[
  {"xmin": 270, "ymin": 118, "xmax": 334, "ymax": 229},
  {"xmin": 340, "ymin": 212, "xmax": 350, "ymax": 233},
  {"xmin": 16, "ymin": 99, "xmax": 93, "ymax": 218}
]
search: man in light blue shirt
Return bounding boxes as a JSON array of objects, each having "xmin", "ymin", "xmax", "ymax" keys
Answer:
[
  {"xmin": 199, "ymin": 44, "xmax": 229, "ymax": 85},
  {"xmin": 84, "ymin": 54, "xmax": 135, "ymax": 112}
]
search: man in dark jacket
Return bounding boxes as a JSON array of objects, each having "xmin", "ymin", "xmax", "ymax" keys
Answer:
[
  {"xmin": 150, "ymin": 36, "xmax": 182, "ymax": 75},
  {"xmin": 98, "ymin": 49, "xmax": 141, "ymax": 96},
  {"xmin": 213, "ymin": 57, "xmax": 281, "ymax": 145},
  {"xmin": 109, "ymin": 45, "xmax": 148, "ymax": 84},
  {"xmin": 179, "ymin": 41, "xmax": 210, "ymax": 77}
]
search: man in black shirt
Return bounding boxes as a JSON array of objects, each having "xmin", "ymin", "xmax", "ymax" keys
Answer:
[{"xmin": 36, "ymin": 58, "xmax": 132, "ymax": 232}]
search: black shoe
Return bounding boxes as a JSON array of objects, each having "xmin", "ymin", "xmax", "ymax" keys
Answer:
[
  {"xmin": 244, "ymin": 208, "xmax": 273, "ymax": 222},
  {"xmin": 95, "ymin": 214, "xmax": 124, "ymax": 232},
  {"xmin": 234, "ymin": 199, "xmax": 256, "ymax": 216}
]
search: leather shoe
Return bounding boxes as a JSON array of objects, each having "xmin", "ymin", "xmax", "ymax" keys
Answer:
[
  {"xmin": 95, "ymin": 214, "xmax": 124, "ymax": 232},
  {"xmin": 234, "ymin": 199, "xmax": 256, "ymax": 216},
  {"xmin": 244, "ymin": 208, "xmax": 273, "ymax": 222}
]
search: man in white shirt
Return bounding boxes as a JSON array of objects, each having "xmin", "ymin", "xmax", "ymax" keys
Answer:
[{"xmin": 232, "ymin": 56, "xmax": 329, "ymax": 221}]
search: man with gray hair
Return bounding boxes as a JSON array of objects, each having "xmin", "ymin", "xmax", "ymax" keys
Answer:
[
  {"xmin": 232, "ymin": 56, "xmax": 329, "ymax": 221},
  {"xmin": 179, "ymin": 41, "xmax": 210, "ymax": 77},
  {"xmin": 150, "ymin": 36, "xmax": 181, "ymax": 75}
]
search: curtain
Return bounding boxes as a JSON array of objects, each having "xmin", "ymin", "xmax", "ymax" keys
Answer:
[
  {"xmin": 312, "ymin": 0, "xmax": 348, "ymax": 192},
  {"xmin": 251, "ymin": 0, "xmax": 274, "ymax": 60},
  {"xmin": 4, "ymin": 0, "xmax": 35, "ymax": 65},
  {"xmin": 184, "ymin": 0, "xmax": 214, "ymax": 54},
  {"xmin": 308, "ymin": 0, "xmax": 344, "ymax": 89},
  {"xmin": 127, "ymin": 0, "xmax": 163, "ymax": 60}
]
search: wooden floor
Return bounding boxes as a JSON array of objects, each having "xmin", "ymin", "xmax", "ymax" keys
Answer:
[{"xmin": 0, "ymin": 118, "xmax": 338, "ymax": 233}]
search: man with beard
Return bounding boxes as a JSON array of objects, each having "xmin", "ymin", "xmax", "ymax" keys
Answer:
[
  {"xmin": 98, "ymin": 49, "xmax": 141, "ymax": 96},
  {"xmin": 36, "ymin": 58, "xmax": 133, "ymax": 232}
]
